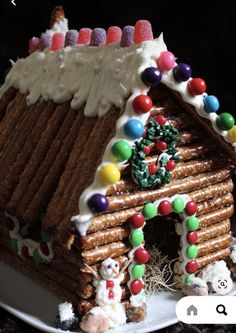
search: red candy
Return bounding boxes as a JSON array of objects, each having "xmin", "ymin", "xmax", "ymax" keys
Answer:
[
  {"xmin": 188, "ymin": 78, "xmax": 206, "ymax": 96},
  {"xmin": 106, "ymin": 280, "xmax": 114, "ymax": 288},
  {"xmin": 106, "ymin": 26, "xmax": 122, "ymax": 45},
  {"xmin": 51, "ymin": 33, "xmax": 65, "ymax": 51},
  {"xmin": 143, "ymin": 146, "xmax": 151, "ymax": 155},
  {"xmin": 22, "ymin": 246, "xmax": 30, "ymax": 259},
  {"xmin": 166, "ymin": 160, "xmax": 176, "ymax": 171},
  {"xmin": 130, "ymin": 213, "xmax": 145, "ymax": 229},
  {"xmin": 29, "ymin": 37, "xmax": 40, "ymax": 53},
  {"xmin": 185, "ymin": 201, "xmax": 197, "ymax": 216},
  {"xmin": 158, "ymin": 200, "xmax": 172, "ymax": 215},
  {"xmin": 108, "ymin": 290, "xmax": 115, "ymax": 299},
  {"xmin": 134, "ymin": 248, "xmax": 149, "ymax": 264},
  {"xmin": 40, "ymin": 241, "xmax": 49, "ymax": 256},
  {"xmin": 155, "ymin": 140, "xmax": 167, "ymax": 151},
  {"xmin": 78, "ymin": 28, "xmax": 92, "ymax": 45},
  {"xmin": 148, "ymin": 164, "xmax": 158, "ymax": 175},
  {"xmin": 132, "ymin": 95, "xmax": 153, "ymax": 114},
  {"xmin": 187, "ymin": 232, "xmax": 198, "ymax": 245},
  {"xmin": 142, "ymin": 129, "xmax": 147, "ymax": 138},
  {"xmin": 130, "ymin": 279, "xmax": 143, "ymax": 294},
  {"xmin": 134, "ymin": 20, "xmax": 153, "ymax": 44},
  {"xmin": 155, "ymin": 115, "xmax": 166, "ymax": 126},
  {"xmin": 185, "ymin": 260, "xmax": 199, "ymax": 274}
]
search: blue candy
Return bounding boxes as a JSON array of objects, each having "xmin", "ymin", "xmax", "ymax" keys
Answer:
[
  {"xmin": 124, "ymin": 119, "xmax": 144, "ymax": 139},
  {"xmin": 203, "ymin": 95, "xmax": 219, "ymax": 113}
]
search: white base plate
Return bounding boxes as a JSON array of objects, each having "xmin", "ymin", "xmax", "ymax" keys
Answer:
[{"xmin": 0, "ymin": 261, "xmax": 236, "ymax": 333}]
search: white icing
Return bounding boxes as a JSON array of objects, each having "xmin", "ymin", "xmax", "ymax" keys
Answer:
[
  {"xmin": 46, "ymin": 18, "xmax": 69, "ymax": 36},
  {"xmin": 199, "ymin": 260, "xmax": 231, "ymax": 283},
  {"xmin": 187, "ymin": 277, "xmax": 208, "ymax": 289},
  {"xmin": 58, "ymin": 302, "xmax": 75, "ymax": 321},
  {"xmin": 130, "ymin": 290, "xmax": 147, "ymax": 307},
  {"xmin": 230, "ymin": 244, "xmax": 236, "ymax": 263}
]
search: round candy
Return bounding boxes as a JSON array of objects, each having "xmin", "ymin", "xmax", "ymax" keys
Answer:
[
  {"xmin": 134, "ymin": 248, "xmax": 149, "ymax": 264},
  {"xmin": 130, "ymin": 279, "xmax": 143, "ymax": 295},
  {"xmin": 78, "ymin": 28, "xmax": 92, "ymax": 45},
  {"xmin": 111, "ymin": 140, "xmax": 132, "ymax": 161},
  {"xmin": 33, "ymin": 249, "xmax": 44, "ymax": 263},
  {"xmin": 187, "ymin": 231, "xmax": 198, "ymax": 244},
  {"xmin": 227, "ymin": 125, "xmax": 236, "ymax": 142},
  {"xmin": 143, "ymin": 146, "xmax": 151, "ymax": 155},
  {"xmin": 141, "ymin": 67, "xmax": 162, "ymax": 87},
  {"xmin": 88, "ymin": 193, "xmax": 109, "ymax": 213},
  {"xmin": 157, "ymin": 51, "xmax": 175, "ymax": 72},
  {"xmin": 99, "ymin": 164, "xmax": 120, "ymax": 185},
  {"xmin": 158, "ymin": 200, "xmax": 172, "ymax": 215},
  {"xmin": 216, "ymin": 112, "xmax": 235, "ymax": 131},
  {"xmin": 106, "ymin": 280, "xmax": 114, "ymax": 288},
  {"xmin": 132, "ymin": 95, "xmax": 153, "ymax": 114},
  {"xmin": 148, "ymin": 164, "xmax": 158, "ymax": 175},
  {"xmin": 142, "ymin": 203, "xmax": 157, "ymax": 219},
  {"xmin": 185, "ymin": 260, "xmax": 199, "ymax": 274},
  {"xmin": 188, "ymin": 78, "xmax": 206, "ymax": 96},
  {"xmin": 131, "ymin": 264, "xmax": 145, "ymax": 279},
  {"xmin": 155, "ymin": 115, "xmax": 166, "ymax": 126},
  {"xmin": 120, "ymin": 25, "xmax": 134, "ymax": 47},
  {"xmin": 184, "ymin": 274, "xmax": 196, "ymax": 284},
  {"xmin": 203, "ymin": 95, "xmax": 220, "ymax": 113},
  {"xmin": 40, "ymin": 241, "xmax": 50, "ymax": 256},
  {"xmin": 130, "ymin": 213, "xmax": 145, "ymax": 229},
  {"xmin": 129, "ymin": 229, "xmax": 144, "ymax": 246},
  {"xmin": 133, "ymin": 20, "xmax": 153, "ymax": 44},
  {"xmin": 155, "ymin": 140, "xmax": 167, "ymax": 151},
  {"xmin": 172, "ymin": 197, "xmax": 185, "ymax": 213},
  {"xmin": 166, "ymin": 160, "xmax": 176, "ymax": 171},
  {"xmin": 173, "ymin": 63, "xmax": 192, "ymax": 82},
  {"xmin": 186, "ymin": 245, "xmax": 198, "ymax": 259},
  {"xmin": 22, "ymin": 246, "xmax": 30, "ymax": 259},
  {"xmin": 51, "ymin": 33, "xmax": 65, "ymax": 51},
  {"xmin": 124, "ymin": 119, "xmax": 144, "ymax": 139},
  {"xmin": 186, "ymin": 216, "xmax": 200, "ymax": 231},
  {"xmin": 185, "ymin": 201, "xmax": 197, "ymax": 215}
]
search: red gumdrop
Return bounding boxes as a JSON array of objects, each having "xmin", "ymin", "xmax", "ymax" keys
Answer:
[
  {"xmin": 130, "ymin": 279, "xmax": 143, "ymax": 294},
  {"xmin": 51, "ymin": 33, "xmax": 65, "ymax": 51},
  {"xmin": 185, "ymin": 201, "xmax": 197, "ymax": 216},
  {"xmin": 155, "ymin": 140, "xmax": 167, "ymax": 151},
  {"xmin": 106, "ymin": 26, "xmax": 122, "ymax": 45},
  {"xmin": 134, "ymin": 248, "xmax": 149, "ymax": 264},
  {"xmin": 130, "ymin": 213, "xmax": 145, "ymax": 229},
  {"xmin": 185, "ymin": 260, "xmax": 199, "ymax": 274},
  {"xmin": 148, "ymin": 164, "xmax": 158, "ymax": 175},
  {"xmin": 22, "ymin": 246, "xmax": 30, "ymax": 259},
  {"xmin": 155, "ymin": 115, "xmax": 166, "ymax": 126},
  {"xmin": 78, "ymin": 28, "xmax": 92, "ymax": 45},
  {"xmin": 187, "ymin": 231, "xmax": 198, "ymax": 245},
  {"xmin": 188, "ymin": 78, "xmax": 206, "ymax": 96},
  {"xmin": 40, "ymin": 241, "xmax": 49, "ymax": 256},
  {"xmin": 166, "ymin": 160, "xmax": 176, "ymax": 171},
  {"xmin": 29, "ymin": 37, "xmax": 40, "ymax": 53},
  {"xmin": 158, "ymin": 200, "xmax": 172, "ymax": 215},
  {"xmin": 134, "ymin": 20, "xmax": 153, "ymax": 44}
]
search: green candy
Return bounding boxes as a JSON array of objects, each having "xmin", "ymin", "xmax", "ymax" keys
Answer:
[
  {"xmin": 129, "ymin": 230, "xmax": 144, "ymax": 246},
  {"xmin": 186, "ymin": 216, "xmax": 199, "ymax": 231},
  {"xmin": 172, "ymin": 197, "xmax": 185, "ymax": 213},
  {"xmin": 142, "ymin": 203, "xmax": 157, "ymax": 219},
  {"xmin": 216, "ymin": 113, "xmax": 235, "ymax": 131},
  {"xmin": 111, "ymin": 140, "xmax": 132, "ymax": 162},
  {"xmin": 33, "ymin": 249, "xmax": 44, "ymax": 264},
  {"xmin": 10, "ymin": 239, "xmax": 18, "ymax": 253},
  {"xmin": 131, "ymin": 264, "xmax": 145, "ymax": 279},
  {"xmin": 186, "ymin": 245, "xmax": 198, "ymax": 259},
  {"xmin": 184, "ymin": 274, "xmax": 196, "ymax": 284}
]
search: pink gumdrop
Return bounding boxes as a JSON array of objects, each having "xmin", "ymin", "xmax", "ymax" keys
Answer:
[
  {"xmin": 133, "ymin": 20, "xmax": 153, "ymax": 44},
  {"xmin": 78, "ymin": 28, "xmax": 92, "ymax": 45},
  {"xmin": 29, "ymin": 37, "xmax": 40, "ymax": 53},
  {"xmin": 106, "ymin": 26, "xmax": 122, "ymax": 45},
  {"xmin": 157, "ymin": 51, "xmax": 176, "ymax": 72},
  {"xmin": 51, "ymin": 33, "xmax": 65, "ymax": 51}
]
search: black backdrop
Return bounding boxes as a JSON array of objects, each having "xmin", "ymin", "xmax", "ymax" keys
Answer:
[{"xmin": 0, "ymin": 0, "xmax": 236, "ymax": 113}]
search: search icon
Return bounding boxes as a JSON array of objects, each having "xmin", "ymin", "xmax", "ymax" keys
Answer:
[{"xmin": 216, "ymin": 304, "xmax": 227, "ymax": 316}]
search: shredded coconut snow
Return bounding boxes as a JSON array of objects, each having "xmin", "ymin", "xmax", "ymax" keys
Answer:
[{"xmin": 58, "ymin": 302, "xmax": 75, "ymax": 321}]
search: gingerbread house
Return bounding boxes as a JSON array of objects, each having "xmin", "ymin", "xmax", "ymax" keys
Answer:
[{"xmin": 0, "ymin": 6, "xmax": 235, "ymax": 331}]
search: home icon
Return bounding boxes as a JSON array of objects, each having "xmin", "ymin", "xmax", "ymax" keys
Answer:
[{"xmin": 187, "ymin": 305, "xmax": 198, "ymax": 316}]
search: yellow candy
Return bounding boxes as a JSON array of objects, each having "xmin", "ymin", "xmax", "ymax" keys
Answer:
[
  {"xmin": 227, "ymin": 125, "xmax": 236, "ymax": 142},
  {"xmin": 99, "ymin": 164, "xmax": 120, "ymax": 185}
]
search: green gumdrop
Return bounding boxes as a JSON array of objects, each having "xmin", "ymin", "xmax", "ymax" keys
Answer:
[
  {"xmin": 186, "ymin": 245, "xmax": 198, "ymax": 259},
  {"xmin": 142, "ymin": 203, "xmax": 157, "ymax": 219},
  {"xmin": 184, "ymin": 274, "xmax": 196, "ymax": 284},
  {"xmin": 33, "ymin": 249, "xmax": 44, "ymax": 264},
  {"xmin": 186, "ymin": 216, "xmax": 199, "ymax": 231},
  {"xmin": 216, "ymin": 113, "xmax": 235, "ymax": 131},
  {"xmin": 172, "ymin": 197, "xmax": 185, "ymax": 213},
  {"xmin": 129, "ymin": 230, "xmax": 144, "ymax": 246},
  {"xmin": 10, "ymin": 239, "xmax": 18, "ymax": 253},
  {"xmin": 111, "ymin": 140, "xmax": 132, "ymax": 162},
  {"xmin": 131, "ymin": 264, "xmax": 145, "ymax": 279}
]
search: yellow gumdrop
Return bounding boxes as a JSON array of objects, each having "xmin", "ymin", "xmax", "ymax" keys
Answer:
[
  {"xmin": 99, "ymin": 164, "xmax": 120, "ymax": 185},
  {"xmin": 227, "ymin": 125, "xmax": 236, "ymax": 142}
]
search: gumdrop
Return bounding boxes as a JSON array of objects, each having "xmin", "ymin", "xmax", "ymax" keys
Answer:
[
  {"xmin": 90, "ymin": 28, "xmax": 106, "ymax": 46},
  {"xmin": 51, "ymin": 33, "xmax": 65, "ymax": 51},
  {"xmin": 78, "ymin": 28, "xmax": 92, "ymax": 45},
  {"xmin": 65, "ymin": 30, "xmax": 79, "ymax": 46},
  {"xmin": 40, "ymin": 33, "xmax": 52, "ymax": 50},
  {"xmin": 133, "ymin": 20, "xmax": 153, "ymax": 44},
  {"xmin": 106, "ymin": 26, "xmax": 122, "ymax": 45},
  {"xmin": 29, "ymin": 37, "xmax": 40, "ymax": 54},
  {"xmin": 120, "ymin": 26, "xmax": 134, "ymax": 47}
]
